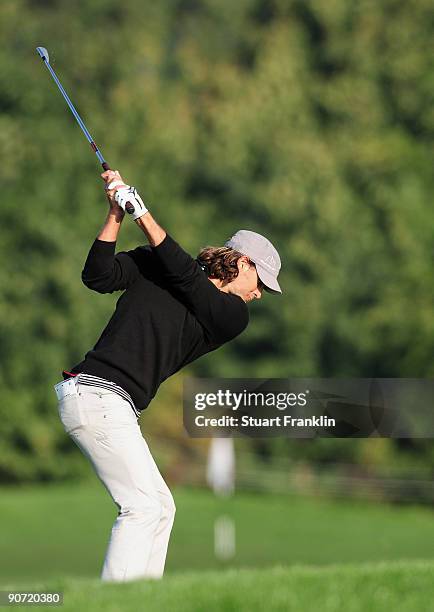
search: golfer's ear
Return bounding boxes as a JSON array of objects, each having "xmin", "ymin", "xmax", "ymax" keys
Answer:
[{"xmin": 236, "ymin": 257, "xmax": 248, "ymax": 272}]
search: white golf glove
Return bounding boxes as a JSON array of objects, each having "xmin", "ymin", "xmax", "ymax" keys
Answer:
[{"xmin": 109, "ymin": 182, "xmax": 148, "ymax": 221}]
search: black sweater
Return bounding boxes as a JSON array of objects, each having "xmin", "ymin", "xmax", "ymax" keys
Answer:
[{"xmin": 69, "ymin": 234, "xmax": 249, "ymax": 412}]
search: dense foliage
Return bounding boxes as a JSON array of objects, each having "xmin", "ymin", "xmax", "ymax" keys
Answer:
[{"xmin": 0, "ymin": 0, "xmax": 433, "ymax": 482}]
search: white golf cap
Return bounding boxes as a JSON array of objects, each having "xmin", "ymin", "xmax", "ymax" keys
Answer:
[{"xmin": 225, "ymin": 230, "xmax": 282, "ymax": 294}]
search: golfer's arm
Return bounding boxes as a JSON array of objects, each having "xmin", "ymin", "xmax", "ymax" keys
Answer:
[
  {"xmin": 97, "ymin": 211, "xmax": 124, "ymax": 242},
  {"xmin": 135, "ymin": 212, "xmax": 166, "ymax": 247}
]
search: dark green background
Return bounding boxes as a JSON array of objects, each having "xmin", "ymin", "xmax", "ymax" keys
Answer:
[{"xmin": 0, "ymin": 0, "xmax": 433, "ymax": 483}]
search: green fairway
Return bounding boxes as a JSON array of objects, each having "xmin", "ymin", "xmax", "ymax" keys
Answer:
[
  {"xmin": 1, "ymin": 483, "xmax": 434, "ymax": 586},
  {"xmin": 2, "ymin": 561, "xmax": 434, "ymax": 612}
]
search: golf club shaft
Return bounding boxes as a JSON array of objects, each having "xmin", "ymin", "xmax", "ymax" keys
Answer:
[{"xmin": 37, "ymin": 49, "xmax": 109, "ymax": 171}]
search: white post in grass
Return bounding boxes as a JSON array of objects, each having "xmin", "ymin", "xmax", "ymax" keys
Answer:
[
  {"xmin": 214, "ymin": 515, "xmax": 236, "ymax": 560},
  {"xmin": 207, "ymin": 437, "xmax": 235, "ymax": 496},
  {"xmin": 206, "ymin": 437, "xmax": 236, "ymax": 561}
]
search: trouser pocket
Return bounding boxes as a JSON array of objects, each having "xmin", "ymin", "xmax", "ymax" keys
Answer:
[{"xmin": 58, "ymin": 394, "xmax": 87, "ymax": 433}]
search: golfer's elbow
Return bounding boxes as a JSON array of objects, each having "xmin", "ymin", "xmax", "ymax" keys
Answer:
[{"xmin": 81, "ymin": 271, "xmax": 114, "ymax": 294}]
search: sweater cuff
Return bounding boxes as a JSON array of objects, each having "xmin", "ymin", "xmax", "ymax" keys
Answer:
[
  {"xmin": 93, "ymin": 239, "xmax": 117, "ymax": 253},
  {"xmin": 151, "ymin": 233, "xmax": 175, "ymax": 254}
]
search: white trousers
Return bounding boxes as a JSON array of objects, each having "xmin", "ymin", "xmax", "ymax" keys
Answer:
[{"xmin": 56, "ymin": 377, "xmax": 176, "ymax": 582}]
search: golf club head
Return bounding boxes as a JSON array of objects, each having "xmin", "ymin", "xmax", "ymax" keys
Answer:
[{"xmin": 36, "ymin": 47, "xmax": 49, "ymax": 63}]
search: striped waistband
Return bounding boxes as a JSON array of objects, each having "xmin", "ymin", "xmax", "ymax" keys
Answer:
[{"xmin": 69, "ymin": 372, "xmax": 141, "ymax": 419}]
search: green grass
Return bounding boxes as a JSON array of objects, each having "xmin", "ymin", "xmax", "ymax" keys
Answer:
[
  {"xmin": 2, "ymin": 561, "xmax": 434, "ymax": 611},
  {"xmin": 2, "ymin": 484, "xmax": 434, "ymax": 610},
  {"xmin": 1, "ymin": 483, "xmax": 434, "ymax": 586}
]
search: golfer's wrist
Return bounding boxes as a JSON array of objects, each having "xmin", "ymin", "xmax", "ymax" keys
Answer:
[
  {"xmin": 107, "ymin": 209, "xmax": 124, "ymax": 223},
  {"xmin": 97, "ymin": 212, "xmax": 123, "ymax": 241},
  {"xmin": 135, "ymin": 212, "xmax": 166, "ymax": 247}
]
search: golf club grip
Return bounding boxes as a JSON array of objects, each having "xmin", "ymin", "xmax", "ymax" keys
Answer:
[{"xmin": 102, "ymin": 162, "xmax": 111, "ymax": 171}]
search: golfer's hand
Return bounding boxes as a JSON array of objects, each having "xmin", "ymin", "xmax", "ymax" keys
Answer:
[
  {"xmin": 115, "ymin": 186, "xmax": 148, "ymax": 221},
  {"xmin": 101, "ymin": 170, "xmax": 128, "ymax": 217}
]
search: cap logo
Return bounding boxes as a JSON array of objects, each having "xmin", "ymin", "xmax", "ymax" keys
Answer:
[{"xmin": 260, "ymin": 255, "xmax": 276, "ymax": 271}]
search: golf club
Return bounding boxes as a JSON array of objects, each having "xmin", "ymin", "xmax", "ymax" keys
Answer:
[{"xmin": 36, "ymin": 46, "xmax": 110, "ymax": 171}]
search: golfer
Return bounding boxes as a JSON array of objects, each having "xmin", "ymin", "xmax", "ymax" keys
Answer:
[{"xmin": 54, "ymin": 170, "xmax": 282, "ymax": 582}]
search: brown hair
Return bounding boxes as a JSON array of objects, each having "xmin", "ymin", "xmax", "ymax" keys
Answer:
[{"xmin": 196, "ymin": 246, "xmax": 244, "ymax": 283}]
